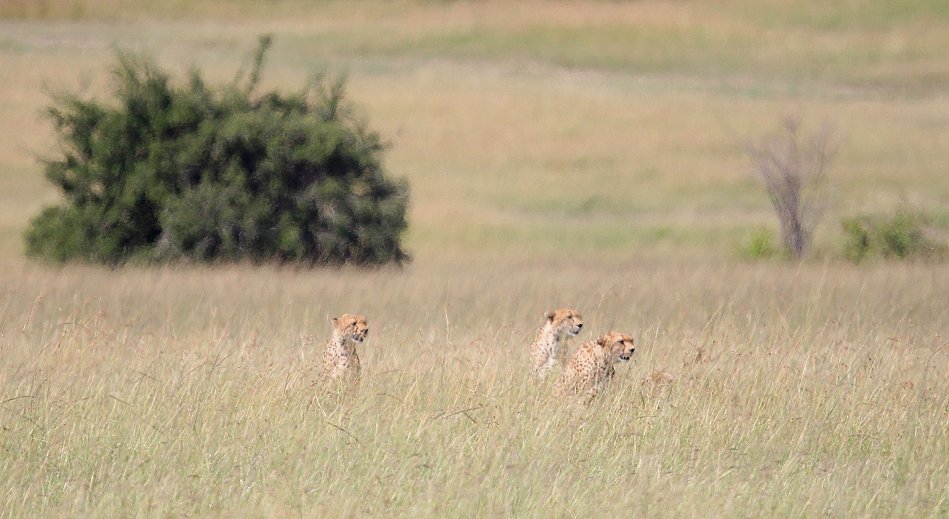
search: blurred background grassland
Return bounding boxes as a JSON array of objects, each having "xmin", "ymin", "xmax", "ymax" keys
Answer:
[
  {"xmin": 0, "ymin": 0, "xmax": 947, "ymax": 261},
  {"xmin": 0, "ymin": 1, "xmax": 947, "ymax": 517}
]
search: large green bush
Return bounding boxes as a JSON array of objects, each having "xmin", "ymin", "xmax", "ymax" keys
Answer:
[{"xmin": 25, "ymin": 36, "xmax": 409, "ymax": 266}]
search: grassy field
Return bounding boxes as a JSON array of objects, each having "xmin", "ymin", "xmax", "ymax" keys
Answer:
[
  {"xmin": 1, "ymin": 1, "xmax": 947, "ymax": 517},
  {"xmin": 2, "ymin": 261, "xmax": 947, "ymax": 517}
]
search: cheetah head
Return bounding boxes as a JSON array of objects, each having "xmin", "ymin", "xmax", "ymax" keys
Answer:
[
  {"xmin": 545, "ymin": 308, "xmax": 584, "ymax": 337},
  {"xmin": 332, "ymin": 314, "xmax": 369, "ymax": 343},
  {"xmin": 598, "ymin": 332, "xmax": 636, "ymax": 363}
]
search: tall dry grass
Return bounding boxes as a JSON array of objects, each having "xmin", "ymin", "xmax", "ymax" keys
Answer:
[{"xmin": 1, "ymin": 259, "xmax": 946, "ymax": 516}]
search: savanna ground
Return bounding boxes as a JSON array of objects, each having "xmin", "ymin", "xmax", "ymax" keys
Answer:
[{"xmin": 0, "ymin": 1, "xmax": 947, "ymax": 517}]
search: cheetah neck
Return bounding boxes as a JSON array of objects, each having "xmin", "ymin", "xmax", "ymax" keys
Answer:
[
  {"xmin": 327, "ymin": 331, "xmax": 356, "ymax": 359},
  {"xmin": 536, "ymin": 322, "xmax": 565, "ymax": 352},
  {"xmin": 591, "ymin": 344, "xmax": 612, "ymax": 368}
]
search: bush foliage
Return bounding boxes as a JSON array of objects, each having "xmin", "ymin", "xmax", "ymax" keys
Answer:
[
  {"xmin": 842, "ymin": 208, "xmax": 946, "ymax": 262},
  {"xmin": 737, "ymin": 226, "xmax": 778, "ymax": 260},
  {"xmin": 25, "ymin": 36, "xmax": 409, "ymax": 266}
]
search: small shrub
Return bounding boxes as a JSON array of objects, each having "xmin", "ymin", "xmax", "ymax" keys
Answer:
[
  {"xmin": 737, "ymin": 226, "xmax": 778, "ymax": 260},
  {"xmin": 746, "ymin": 116, "xmax": 834, "ymax": 260},
  {"xmin": 25, "ymin": 36, "xmax": 410, "ymax": 266},
  {"xmin": 841, "ymin": 219, "xmax": 872, "ymax": 262},
  {"xmin": 842, "ymin": 208, "xmax": 946, "ymax": 262}
]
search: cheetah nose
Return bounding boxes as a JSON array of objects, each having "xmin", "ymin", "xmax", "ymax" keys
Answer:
[{"xmin": 576, "ymin": 323, "xmax": 583, "ymax": 329}]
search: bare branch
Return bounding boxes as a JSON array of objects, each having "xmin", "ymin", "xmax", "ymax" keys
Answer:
[{"xmin": 747, "ymin": 116, "xmax": 834, "ymax": 259}]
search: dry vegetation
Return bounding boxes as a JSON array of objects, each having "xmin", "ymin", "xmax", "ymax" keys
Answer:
[
  {"xmin": 2, "ymin": 261, "xmax": 947, "ymax": 516},
  {"xmin": 1, "ymin": 1, "xmax": 947, "ymax": 517}
]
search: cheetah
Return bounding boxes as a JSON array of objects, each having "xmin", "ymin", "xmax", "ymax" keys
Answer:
[
  {"xmin": 530, "ymin": 308, "xmax": 584, "ymax": 380},
  {"xmin": 322, "ymin": 314, "xmax": 369, "ymax": 381},
  {"xmin": 558, "ymin": 331, "xmax": 635, "ymax": 403}
]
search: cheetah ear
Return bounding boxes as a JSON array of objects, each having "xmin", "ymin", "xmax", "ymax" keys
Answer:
[
  {"xmin": 545, "ymin": 311, "xmax": 555, "ymax": 322},
  {"xmin": 331, "ymin": 317, "xmax": 339, "ymax": 325},
  {"xmin": 596, "ymin": 336, "xmax": 607, "ymax": 347}
]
